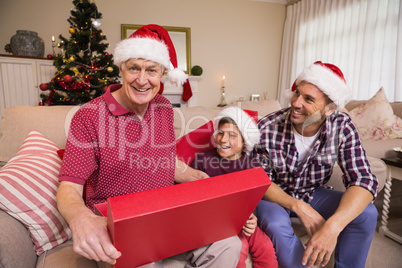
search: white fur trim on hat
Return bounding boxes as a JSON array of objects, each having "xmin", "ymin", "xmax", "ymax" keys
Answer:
[
  {"xmin": 283, "ymin": 88, "xmax": 294, "ymax": 105},
  {"xmin": 113, "ymin": 37, "xmax": 171, "ymax": 70},
  {"xmin": 295, "ymin": 63, "xmax": 351, "ymax": 110},
  {"xmin": 168, "ymin": 68, "xmax": 188, "ymax": 87},
  {"xmin": 213, "ymin": 106, "xmax": 261, "ymax": 154}
]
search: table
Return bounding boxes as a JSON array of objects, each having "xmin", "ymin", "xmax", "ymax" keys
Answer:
[{"xmin": 379, "ymin": 156, "xmax": 402, "ymax": 244}]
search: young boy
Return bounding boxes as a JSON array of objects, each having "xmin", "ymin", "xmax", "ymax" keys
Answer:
[{"xmin": 190, "ymin": 106, "xmax": 278, "ymax": 268}]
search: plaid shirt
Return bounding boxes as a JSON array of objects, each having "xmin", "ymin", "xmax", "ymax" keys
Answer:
[{"xmin": 254, "ymin": 108, "xmax": 378, "ymax": 203}]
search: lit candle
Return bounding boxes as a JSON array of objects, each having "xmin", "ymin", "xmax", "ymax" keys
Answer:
[
  {"xmin": 222, "ymin": 75, "xmax": 225, "ymax": 87},
  {"xmin": 52, "ymin": 36, "xmax": 55, "ymax": 42}
]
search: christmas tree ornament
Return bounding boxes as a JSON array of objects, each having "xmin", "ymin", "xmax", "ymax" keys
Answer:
[
  {"xmin": 47, "ymin": 54, "xmax": 53, "ymax": 59},
  {"xmin": 107, "ymin": 66, "xmax": 113, "ymax": 73},
  {"xmin": 39, "ymin": 83, "xmax": 49, "ymax": 91},
  {"xmin": 56, "ymin": 90, "xmax": 69, "ymax": 98},
  {"xmin": 92, "ymin": 19, "xmax": 101, "ymax": 29},
  {"xmin": 39, "ymin": 0, "xmax": 119, "ymax": 106},
  {"xmin": 71, "ymin": 67, "xmax": 80, "ymax": 75},
  {"xmin": 64, "ymin": 74, "xmax": 73, "ymax": 84}
]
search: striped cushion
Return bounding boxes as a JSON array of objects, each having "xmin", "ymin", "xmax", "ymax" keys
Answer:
[{"xmin": 0, "ymin": 130, "xmax": 71, "ymax": 255}]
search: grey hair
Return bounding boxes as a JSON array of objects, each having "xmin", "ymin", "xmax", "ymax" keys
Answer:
[{"xmin": 120, "ymin": 60, "xmax": 166, "ymax": 74}]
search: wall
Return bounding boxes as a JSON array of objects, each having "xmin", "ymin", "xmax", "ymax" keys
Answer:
[{"xmin": 0, "ymin": 0, "xmax": 286, "ymax": 107}]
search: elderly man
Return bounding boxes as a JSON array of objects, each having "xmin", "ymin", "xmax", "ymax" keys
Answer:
[
  {"xmin": 254, "ymin": 61, "xmax": 378, "ymax": 268},
  {"xmin": 57, "ymin": 24, "xmax": 241, "ymax": 267}
]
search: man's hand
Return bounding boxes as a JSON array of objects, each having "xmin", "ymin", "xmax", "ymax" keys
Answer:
[
  {"xmin": 301, "ymin": 186, "xmax": 375, "ymax": 268},
  {"xmin": 175, "ymin": 158, "xmax": 209, "ymax": 183},
  {"xmin": 69, "ymin": 212, "xmax": 122, "ymax": 265},
  {"xmin": 294, "ymin": 201, "xmax": 325, "ymax": 236},
  {"xmin": 57, "ymin": 181, "xmax": 121, "ymax": 265},
  {"xmin": 302, "ymin": 221, "xmax": 340, "ymax": 268},
  {"xmin": 293, "ymin": 200, "xmax": 333, "ymax": 267},
  {"xmin": 242, "ymin": 213, "xmax": 257, "ymax": 237}
]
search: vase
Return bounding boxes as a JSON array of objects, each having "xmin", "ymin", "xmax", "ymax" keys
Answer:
[{"xmin": 10, "ymin": 30, "xmax": 45, "ymax": 58}]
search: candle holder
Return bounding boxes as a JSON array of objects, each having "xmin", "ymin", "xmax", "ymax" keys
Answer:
[
  {"xmin": 217, "ymin": 86, "xmax": 227, "ymax": 107},
  {"xmin": 51, "ymin": 39, "xmax": 56, "ymax": 56}
]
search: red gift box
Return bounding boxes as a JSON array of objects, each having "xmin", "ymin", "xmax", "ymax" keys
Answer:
[{"xmin": 95, "ymin": 167, "xmax": 271, "ymax": 267}]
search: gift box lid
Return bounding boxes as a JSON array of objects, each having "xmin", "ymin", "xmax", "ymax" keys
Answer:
[{"xmin": 97, "ymin": 166, "xmax": 271, "ymax": 267}]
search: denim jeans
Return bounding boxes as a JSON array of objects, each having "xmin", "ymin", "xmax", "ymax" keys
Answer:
[{"xmin": 255, "ymin": 188, "xmax": 378, "ymax": 268}]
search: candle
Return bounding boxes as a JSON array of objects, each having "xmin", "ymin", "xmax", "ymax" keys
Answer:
[
  {"xmin": 52, "ymin": 36, "xmax": 55, "ymax": 42},
  {"xmin": 222, "ymin": 75, "xmax": 225, "ymax": 87}
]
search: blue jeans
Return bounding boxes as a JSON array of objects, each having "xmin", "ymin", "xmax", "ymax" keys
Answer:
[{"xmin": 255, "ymin": 188, "xmax": 378, "ymax": 268}]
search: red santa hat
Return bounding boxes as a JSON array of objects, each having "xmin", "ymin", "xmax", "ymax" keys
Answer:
[
  {"xmin": 113, "ymin": 24, "xmax": 192, "ymax": 101},
  {"xmin": 213, "ymin": 106, "xmax": 261, "ymax": 154},
  {"xmin": 284, "ymin": 61, "xmax": 351, "ymax": 110}
]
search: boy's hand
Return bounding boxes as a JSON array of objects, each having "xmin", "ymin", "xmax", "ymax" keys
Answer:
[{"xmin": 242, "ymin": 213, "xmax": 257, "ymax": 237}]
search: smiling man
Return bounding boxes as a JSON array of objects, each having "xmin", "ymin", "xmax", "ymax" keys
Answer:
[
  {"xmin": 254, "ymin": 61, "xmax": 379, "ymax": 268},
  {"xmin": 57, "ymin": 24, "xmax": 241, "ymax": 268}
]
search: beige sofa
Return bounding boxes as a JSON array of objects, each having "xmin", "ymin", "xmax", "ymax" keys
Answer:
[{"xmin": 0, "ymin": 99, "xmax": 398, "ymax": 268}]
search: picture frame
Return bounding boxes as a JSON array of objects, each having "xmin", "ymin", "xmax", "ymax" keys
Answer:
[
  {"xmin": 121, "ymin": 24, "xmax": 191, "ymax": 74},
  {"xmin": 251, "ymin": 94, "xmax": 260, "ymax": 102}
]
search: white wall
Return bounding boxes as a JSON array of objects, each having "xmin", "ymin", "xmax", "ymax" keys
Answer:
[{"xmin": 0, "ymin": 0, "xmax": 286, "ymax": 107}]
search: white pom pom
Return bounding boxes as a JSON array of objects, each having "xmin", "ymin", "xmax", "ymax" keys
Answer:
[{"xmin": 168, "ymin": 68, "xmax": 188, "ymax": 87}]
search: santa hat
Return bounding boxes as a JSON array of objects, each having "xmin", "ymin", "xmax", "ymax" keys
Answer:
[
  {"xmin": 213, "ymin": 106, "xmax": 260, "ymax": 154},
  {"xmin": 113, "ymin": 24, "xmax": 192, "ymax": 100},
  {"xmin": 284, "ymin": 61, "xmax": 351, "ymax": 110}
]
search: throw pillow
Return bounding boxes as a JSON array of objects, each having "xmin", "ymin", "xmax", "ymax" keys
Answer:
[
  {"xmin": 348, "ymin": 87, "xmax": 402, "ymax": 141},
  {"xmin": 176, "ymin": 120, "xmax": 216, "ymax": 165},
  {"xmin": 0, "ymin": 130, "xmax": 71, "ymax": 255},
  {"xmin": 57, "ymin": 149, "xmax": 65, "ymax": 160}
]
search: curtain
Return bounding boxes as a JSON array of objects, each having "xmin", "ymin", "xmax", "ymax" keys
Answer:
[{"xmin": 278, "ymin": 0, "xmax": 402, "ymax": 108}]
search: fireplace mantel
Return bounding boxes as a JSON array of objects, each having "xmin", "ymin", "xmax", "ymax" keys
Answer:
[{"xmin": 162, "ymin": 76, "xmax": 201, "ymax": 107}]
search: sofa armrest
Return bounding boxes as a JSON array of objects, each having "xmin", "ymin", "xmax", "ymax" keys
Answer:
[{"xmin": 0, "ymin": 210, "xmax": 37, "ymax": 268}]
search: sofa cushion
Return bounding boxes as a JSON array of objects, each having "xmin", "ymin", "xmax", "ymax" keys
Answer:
[
  {"xmin": 0, "ymin": 105, "xmax": 80, "ymax": 163},
  {"xmin": 362, "ymin": 139, "xmax": 402, "ymax": 159},
  {"xmin": 36, "ymin": 240, "xmax": 99, "ymax": 268},
  {"xmin": 173, "ymin": 99, "xmax": 281, "ymax": 139},
  {"xmin": 234, "ymin": 99, "xmax": 282, "ymax": 119},
  {"xmin": 346, "ymin": 100, "xmax": 402, "ymax": 119},
  {"xmin": 173, "ymin": 106, "xmax": 222, "ymax": 138},
  {"xmin": 176, "ymin": 120, "xmax": 216, "ymax": 165},
  {"xmin": 0, "ymin": 130, "xmax": 71, "ymax": 255},
  {"xmin": 348, "ymin": 87, "xmax": 402, "ymax": 141}
]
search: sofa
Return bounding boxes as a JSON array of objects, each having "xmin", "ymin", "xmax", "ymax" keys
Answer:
[{"xmin": 0, "ymin": 98, "xmax": 399, "ymax": 268}]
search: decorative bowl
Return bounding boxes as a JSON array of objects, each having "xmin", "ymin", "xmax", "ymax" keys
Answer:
[{"xmin": 393, "ymin": 147, "xmax": 402, "ymax": 160}]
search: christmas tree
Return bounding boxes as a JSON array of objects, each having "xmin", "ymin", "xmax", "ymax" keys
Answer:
[{"xmin": 39, "ymin": 0, "xmax": 119, "ymax": 105}]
